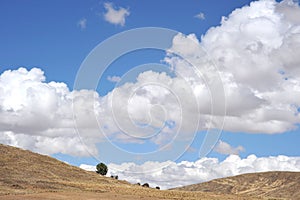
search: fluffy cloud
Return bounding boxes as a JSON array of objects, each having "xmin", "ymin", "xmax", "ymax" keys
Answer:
[
  {"xmin": 1, "ymin": 0, "xmax": 300, "ymax": 157},
  {"xmin": 77, "ymin": 18, "xmax": 87, "ymax": 30},
  {"xmin": 195, "ymin": 12, "xmax": 205, "ymax": 20},
  {"xmin": 80, "ymin": 154, "xmax": 300, "ymax": 189},
  {"xmin": 0, "ymin": 68, "xmax": 100, "ymax": 156},
  {"xmin": 97, "ymin": 70, "xmax": 200, "ymax": 146},
  {"xmin": 95, "ymin": 0, "xmax": 300, "ymax": 147},
  {"xmin": 164, "ymin": 0, "xmax": 300, "ymax": 134},
  {"xmin": 103, "ymin": 2, "xmax": 130, "ymax": 26},
  {"xmin": 97, "ymin": 0, "xmax": 300, "ymax": 144},
  {"xmin": 213, "ymin": 140, "xmax": 245, "ymax": 155},
  {"xmin": 79, "ymin": 164, "xmax": 96, "ymax": 171},
  {"xmin": 107, "ymin": 75, "xmax": 121, "ymax": 83}
]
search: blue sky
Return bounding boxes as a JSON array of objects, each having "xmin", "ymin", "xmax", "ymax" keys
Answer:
[
  {"xmin": 0, "ymin": 0, "xmax": 254, "ymax": 87},
  {"xmin": 1, "ymin": 0, "xmax": 300, "ymax": 187}
]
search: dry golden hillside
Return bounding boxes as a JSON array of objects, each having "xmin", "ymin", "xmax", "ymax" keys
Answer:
[
  {"xmin": 0, "ymin": 143, "xmax": 129, "ymax": 194},
  {"xmin": 174, "ymin": 171, "xmax": 300, "ymax": 199},
  {"xmin": 0, "ymin": 143, "xmax": 292, "ymax": 200}
]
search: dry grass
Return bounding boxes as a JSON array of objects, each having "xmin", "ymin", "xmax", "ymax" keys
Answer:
[
  {"xmin": 0, "ymin": 143, "xmax": 129, "ymax": 194},
  {"xmin": 0, "ymin": 144, "xmax": 291, "ymax": 200},
  {"xmin": 174, "ymin": 171, "xmax": 300, "ymax": 200}
]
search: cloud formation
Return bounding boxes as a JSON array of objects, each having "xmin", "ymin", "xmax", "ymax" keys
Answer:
[
  {"xmin": 80, "ymin": 154, "xmax": 300, "ymax": 189},
  {"xmin": 77, "ymin": 18, "xmax": 87, "ymax": 30},
  {"xmin": 107, "ymin": 75, "xmax": 121, "ymax": 83},
  {"xmin": 213, "ymin": 140, "xmax": 245, "ymax": 155},
  {"xmin": 1, "ymin": 0, "xmax": 300, "ymax": 156},
  {"xmin": 0, "ymin": 68, "xmax": 100, "ymax": 156},
  {"xmin": 94, "ymin": 0, "xmax": 300, "ymax": 147},
  {"xmin": 163, "ymin": 0, "xmax": 300, "ymax": 134},
  {"xmin": 103, "ymin": 2, "xmax": 130, "ymax": 26},
  {"xmin": 195, "ymin": 12, "xmax": 205, "ymax": 20}
]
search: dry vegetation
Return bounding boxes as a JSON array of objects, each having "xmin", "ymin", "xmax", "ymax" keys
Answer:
[
  {"xmin": 174, "ymin": 171, "xmax": 300, "ymax": 200},
  {"xmin": 0, "ymin": 144, "xmax": 297, "ymax": 200}
]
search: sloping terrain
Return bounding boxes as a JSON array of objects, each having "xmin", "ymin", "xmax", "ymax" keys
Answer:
[
  {"xmin": 0, "ymin": 143, "xmax": 130, "ymax": 194},
  {"xmin": 174, "ymin": 171, "xmax": 300, "ymax": 199},
  {"xmin": 0, "ymin": 144, "xmax": 256, "ymax": 200}
]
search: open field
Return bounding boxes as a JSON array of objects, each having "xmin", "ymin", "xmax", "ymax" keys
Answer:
[
  {"xmin": 0, "ymin": 144, "xmax": 298, "ymax": 200},
  {"xmin": 174, "ymin": 171, "xmax": 300, "ymax": 199}
]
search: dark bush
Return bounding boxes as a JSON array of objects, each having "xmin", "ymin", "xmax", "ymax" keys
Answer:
[
  {"xmin": 96, "ymin": 163, "xmax": 108, "ymax": 175},
  {"xmin": 110, "ymin": 175, "xmax": 118, "ymax": 179},
  {"xmin": 155, "ymin": 186, "xmax": 160, "ymax": 190},
  {"xmin": 142, "ymin": 183, "xmax": 149, "ymax": 187}
]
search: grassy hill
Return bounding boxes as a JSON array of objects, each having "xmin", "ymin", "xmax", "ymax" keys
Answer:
[
  {"xmin": 174, "ymin": 171, "xmax": 300, "ymax": 199},
  {"xmin": 0, "ymin": 144, "xmax": 252, "ymax": 199},
  {"xmin": 0, "ymin": 143, "xmax": 131, "ymax": 195},
  {"xmin": 1, "ymin": 143, "xmax": 298, "ymax": 200}
]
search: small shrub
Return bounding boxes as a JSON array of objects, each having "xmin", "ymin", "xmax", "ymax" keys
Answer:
[
  {"xmin": 96, "ymin": 163, "xmax": 108, "ymax": 175},
  {"xmin": 110, "ymin": 175, "xmax": 118, "ymax": 179},
  {"xmin": 142, "ymin": 183, "xmax": 149, "ymax": 188},
  {"xmin": 155, "ymin": 186, "xmax": 160, "ymax": 190}
]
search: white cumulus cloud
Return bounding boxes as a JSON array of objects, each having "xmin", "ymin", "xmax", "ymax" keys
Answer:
[
  {"xmin": 0, "ymin": 68, "xmax": 101, "ymax": 156},
  {"xmin": 93, "ymin": 0, "xmax": 300, "ymax": 147},
  {"xmin": 1, "ymin": 0, "xmax": 300, "ymax": 157},
  {"xmin": 80, "ymin": 154, "xmax": 300, "ymax": 189},
  {"xmin": 163, "ymin": 0, "xmax": 300, "ymax": 134},
  {"xmin": 195, "ymin": 12, "xmax": 205, "ymax": 20},
  {"xmin": 80, "ymin": 164, "xmax": 96, "ymax": 171},
  {"xmin": 213, "ymin": 140, "xmax": 245, "ymax": 155},
  {"xmin": 103, "ymin": 2, "xmax": 130, "ymax": 26}
]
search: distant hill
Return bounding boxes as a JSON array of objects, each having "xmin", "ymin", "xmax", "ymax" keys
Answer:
[
  {"xmin": 0, "ymin": 143, "xmax": 130, "ymax": 195},
  {"xmin": 0, "ymin": 143, "xmax": 254, "ymax": 200},
  {"xmin": 174, "ymin": 171, "xmax": 300, "ymax": 199}
]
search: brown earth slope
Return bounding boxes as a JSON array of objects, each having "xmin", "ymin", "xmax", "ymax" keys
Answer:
[
  {"xmin": 0, "ymin": 143, "xmax": 130, "ymax": 194},
  {"xmin": 174, "ymin": 171, "xmax": 300, "ymax": 199},
  {"xmin": 0, "ymin": 143, "xmax": 258, "ymax": 200}
]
